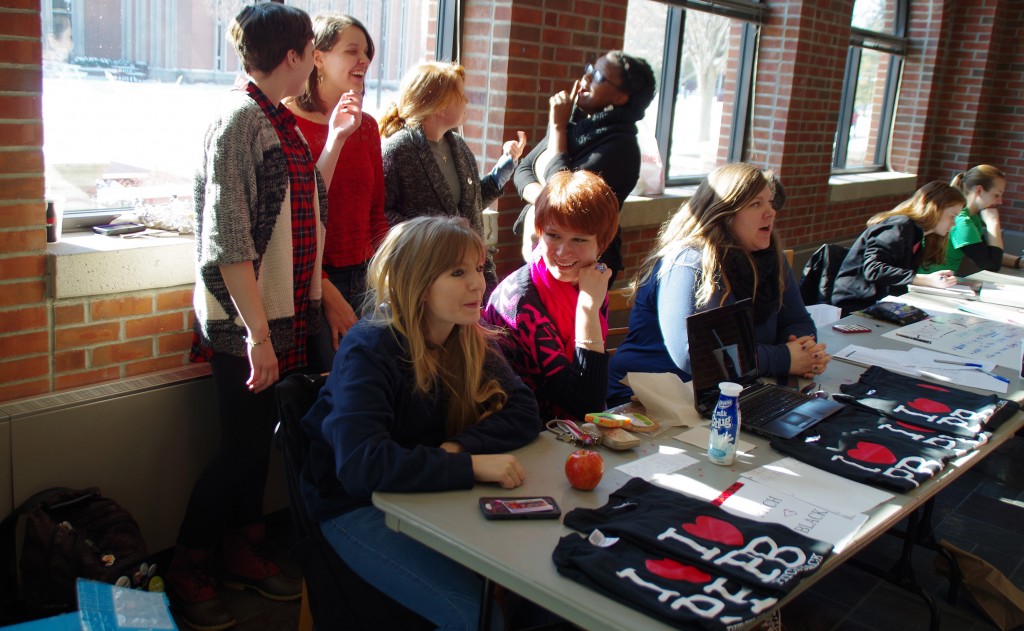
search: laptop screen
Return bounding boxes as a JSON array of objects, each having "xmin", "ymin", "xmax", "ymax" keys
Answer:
[{"xmin": 686, "ymin": 299, "xmax": 760, "ymax": 412}]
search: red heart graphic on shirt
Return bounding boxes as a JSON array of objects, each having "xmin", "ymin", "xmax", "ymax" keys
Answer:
[
  {"xmin": 907, "ymin": 397, "xmax": 950, "ymax": 414},
  {"xmin": 897, "ymin": 421, "xmax": 933, "ymax": 433},
  {"xmin": 848, "ymin": 441, "xmax": 898, "ymax": 465},
  {"xmin": 645, "ymin": 558, "xmax": 712, "ymax": 583},
  {"xmin": 682, "ymin": 515, "xmax": 744, "ymax": 546},
  {"xmin": 917, "ymin": 383, "xmax": 951, "ymax": 392}
]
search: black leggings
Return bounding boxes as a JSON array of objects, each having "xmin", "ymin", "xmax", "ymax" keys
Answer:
[{"xmin": 176, "ymin": 352, "xmax": 279, "ymax": 548}]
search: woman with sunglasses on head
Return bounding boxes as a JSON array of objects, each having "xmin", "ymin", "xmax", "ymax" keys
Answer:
[
  {"xmin": 380, "ymin": 61, "xmax": 527, "ymax": 294},
  {"xmin": 301, "ymin": 216, "xmax": 541, "ymax": 630},
  {"xmin": 514, "ymin": 51, "xmax": 656, "ymax": 278},
  {"xmin": 607, "ymin": 164, "xmax": 827, "ymax": 405},
  {"xmin": 285, "ymin": 14, "xmax": 386, "ymax": 368},
  {"xmin": 485, "ymin": 170, "xmax": 618, "ymax": 423}
]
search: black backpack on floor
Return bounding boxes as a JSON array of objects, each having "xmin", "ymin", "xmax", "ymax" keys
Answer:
[{"xmin": 0, "ymin": 487, "xmax": 150, "ymax": 625}]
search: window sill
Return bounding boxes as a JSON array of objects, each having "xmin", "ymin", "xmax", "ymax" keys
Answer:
[
  {"xmin": 48, "ymin": 232, "xmax": 195, "ymax": 299},
  {"xmin": 828, "ymin": 171, "xmax": 917, "ymax": 203}
]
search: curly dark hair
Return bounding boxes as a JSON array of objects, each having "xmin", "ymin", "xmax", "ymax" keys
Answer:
[{"xmin": 609, "ymin": 51, "xmax": 657, "ymax": 122}]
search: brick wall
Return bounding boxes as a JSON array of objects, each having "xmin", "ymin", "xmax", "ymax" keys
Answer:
[
  {"xmin": 2, "ymin": 0, "xmax": 1024, "ymax": 403},
  {"xmin": 50, "ymin": 288, "xmax": 194, "ymax": 390},
  {"xmin": 1, "ymin": 0, "xmax": 48, "ymax": 401}
]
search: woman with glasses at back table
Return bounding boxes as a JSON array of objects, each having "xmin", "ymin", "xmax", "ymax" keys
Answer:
[{"xmin": 514, "ymin": 51, "xmax": 656, "ymax": 281}]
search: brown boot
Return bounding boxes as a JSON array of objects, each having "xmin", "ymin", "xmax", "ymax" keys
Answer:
[
  {"xmin": 166, "ymin": 546, "xmax": 236, "ymax": 631},
  {"xmin": 221, "ymin": 523, "xmax": 301, "ymax": 602}
]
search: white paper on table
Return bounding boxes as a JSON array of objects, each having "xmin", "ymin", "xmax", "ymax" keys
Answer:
[
  {"xmin": 674, "ymin": 425, "xmax": 756, "ymax": 455},
  {"xmin": 615, "ymin": 446, "xmax": 699, "ymax": 480},
  {"xmin": 744, "ymin": 457, "xmax": 894, "ymax": 518},
  {"xmin": 623, "ymin": 372, "xmax": 696, "ymax": 427},
  {"xmin": 713, "ymin": 478, "xmax": 869, "ymax": 552},
  {"xmin": 832, "ymin": 344, "xmax": 1009, "ymax": 393},
  {"xmin": 806, "ymin": 304, "xmax": 842, "ymax": 330},
  {"xmin": 880, "ymin": 313, "xmax": 1023, "ymax": 370}
]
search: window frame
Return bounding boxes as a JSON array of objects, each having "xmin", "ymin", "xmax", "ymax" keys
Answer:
[
  {"xmin": 831, "ymin": 0, "xmax": 908, "ymax": 173},
  {"xmin": 648, "ymin": 0, "xmax": 763, "ymax": 187}
]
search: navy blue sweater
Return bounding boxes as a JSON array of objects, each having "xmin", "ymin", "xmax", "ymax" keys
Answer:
[
  {"xmin": 301, "ymin": 320, "xmax": 542, "ymax": 522},
  {"xmin": 608, "ymin": 248, "xmax": 814, "ymax": 402}
]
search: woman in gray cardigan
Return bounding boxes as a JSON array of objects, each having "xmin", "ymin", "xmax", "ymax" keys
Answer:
[{"xmin": 379, "ymin": 61, "xmax": 525, "ymax": 292}]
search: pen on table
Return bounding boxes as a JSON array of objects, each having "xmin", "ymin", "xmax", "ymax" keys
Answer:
[
  {"xmin": 894, "ymin": 332, "xmax": 931, "ymax": 344},
  {"xmin": 976, "ymin": 369, "xmax": 1011, "ymax": 384},
  {"xmin": 934, "ymin": 359, "xmax": 984, "ymax": 368}
]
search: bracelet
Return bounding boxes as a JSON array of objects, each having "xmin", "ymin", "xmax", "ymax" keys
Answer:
[
  {"xmin": 575, "ymin": 339, "xmax": 597, "ymax": 347},
  {"xmin": 245, "ymin": 332, "xmax": 271, "ymax": 348},
  {"xmin": 1016, "ymin": 255, "xmax": 1022, "ymax": 270}
]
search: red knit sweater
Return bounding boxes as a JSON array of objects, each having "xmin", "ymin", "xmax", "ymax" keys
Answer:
[{"xmin": 295, "ymin": 113, "xmax": 387, "ymax": 268}]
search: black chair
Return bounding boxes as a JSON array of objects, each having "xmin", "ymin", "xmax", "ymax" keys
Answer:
[
  {"xmin": 800, "ymin": 243, "xmax": 850, "ymax": 306},
  {"xmin": 274, "ymin": 373, "xmax": 431, "ymax": 631}
]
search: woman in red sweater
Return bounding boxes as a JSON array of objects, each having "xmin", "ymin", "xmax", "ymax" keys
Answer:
[{"xmin": 286, "ymin": 14, "xmax": 387, "ymax": 367}]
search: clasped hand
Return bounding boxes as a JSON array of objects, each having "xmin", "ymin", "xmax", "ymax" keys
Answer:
[{"xmin": 787, "ymin": 334, "xmax": 831, "ymax": 379}]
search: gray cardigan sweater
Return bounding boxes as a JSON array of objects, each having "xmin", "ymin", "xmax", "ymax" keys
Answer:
[{"xmin": 381, "ymin": 125, "xmax": 514, "ymax": 235}]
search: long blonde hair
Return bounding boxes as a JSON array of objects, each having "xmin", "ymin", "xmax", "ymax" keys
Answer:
[
  {"xmin": 365, "ymin": 216, "xmax": 506, "ymax": 434},
  {"xmin": 378, "ymin": 61, "xmax": 467, "ymax": 138},
  {"xmin": 868, "ymin": 181, "xmax": 965, "ymax": 267},
  {"xmin": 632, "ymin": 163, "xmax": 782, "ymax": 308}
]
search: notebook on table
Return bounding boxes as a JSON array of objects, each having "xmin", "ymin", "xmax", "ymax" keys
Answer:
[{"xmin": 686, "ymin": 299, "xmax": 844, "ymax": 439}]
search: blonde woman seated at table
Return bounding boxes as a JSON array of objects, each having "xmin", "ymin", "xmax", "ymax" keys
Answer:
[
  {"xmin": 832, "ymin": 181, "xmax": 964, "ymax": 315},
  {"xmin": 485, "ymin": 170, "xmax": 617, "ymax": 422},
  {"xmin": 301, "ymin": 216, "xmax": 541, "ymax": 630},
  {"xmin": 607, "ymin": 163, "xmax": 828, "ymax": 405},
  {"xmin": 920, "ymin": 165, "xmax": 1021, "ymax": 274}
]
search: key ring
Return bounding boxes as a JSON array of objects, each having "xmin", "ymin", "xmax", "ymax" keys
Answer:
[{"xmin": 546, "ymin": 419, "xmax": 601, "ymax": 447}]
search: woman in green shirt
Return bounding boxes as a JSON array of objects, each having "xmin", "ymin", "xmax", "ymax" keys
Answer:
[{"xmin": 923, "ymin": 165, "xmax": 1021, "ymax": 273}]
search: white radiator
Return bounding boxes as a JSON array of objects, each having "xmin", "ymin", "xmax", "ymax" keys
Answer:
[{"xmin": 0, "ymin": 364, "xmax": 288, "ymax": 552}]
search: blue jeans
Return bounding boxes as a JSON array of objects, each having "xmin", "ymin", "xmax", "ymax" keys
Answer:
[{"xmin": 320, "ymin": 506, "xmax": 501, "ymax": 631}]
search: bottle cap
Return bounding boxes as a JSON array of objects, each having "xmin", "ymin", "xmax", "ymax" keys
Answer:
[{"xmin": 718, "ymin": 382, "xmax": 743, "ymax": 396}]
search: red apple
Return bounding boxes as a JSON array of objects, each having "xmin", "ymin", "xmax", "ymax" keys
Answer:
[{"xmin": 565, "ymin": 449, "xmax": 604, "ymax": 490}]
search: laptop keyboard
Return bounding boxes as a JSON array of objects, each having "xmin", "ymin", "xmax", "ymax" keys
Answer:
[{"xmin": 739, "ymin": 383, "xmax": 808, "ymax": 427}]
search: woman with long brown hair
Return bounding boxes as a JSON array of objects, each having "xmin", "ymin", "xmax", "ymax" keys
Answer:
[
  {"xmin": 301, "ymin": 216, "xmax": 540, "ymax": 629},
  {"xmin": 832, "ymin": 181, "xmax": 965, "ymax": 313},
  {"xmin": 608, "ymin": 163, "xmax": 825, "ymax": 404}
]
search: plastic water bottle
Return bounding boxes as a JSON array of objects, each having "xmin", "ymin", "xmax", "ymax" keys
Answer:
[{"xmin": 707, "ymin": 382, "xmax": 743, "ymax": 466}]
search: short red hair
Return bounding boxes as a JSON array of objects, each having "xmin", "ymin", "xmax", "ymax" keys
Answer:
[{"xmin": 533, "ymin": 170, "xmax": 619, "ymax": 253}]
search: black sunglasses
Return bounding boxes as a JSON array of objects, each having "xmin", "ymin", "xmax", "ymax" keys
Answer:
[{"xmin": 585, "ymin": 63, "xmax": 625, "ymax": 91}]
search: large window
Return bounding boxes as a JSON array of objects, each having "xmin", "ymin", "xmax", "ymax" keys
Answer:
[
  {"xmin": 624, "ymin": 0, "xmax": 761, "ymax": 186},
  {"xmin": 832, "ymin": 0, "xmax": 907, "ymax": 171},
  {"xmin": 42, "ymin": 0, "xmax": 452, "ymax": 216}
]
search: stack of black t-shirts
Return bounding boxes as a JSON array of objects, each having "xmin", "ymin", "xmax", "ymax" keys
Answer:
[
  {"xmin": 552, "ymin": 478, "xmax": 833, "ymax": 629},
  {"xmin": 770, "ymin": 366, "xmax": 1017, "ymax": 492}
]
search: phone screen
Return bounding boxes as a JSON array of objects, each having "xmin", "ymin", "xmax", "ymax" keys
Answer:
[{"xmin": 479, "ymin": 496, "xmax": 561, "ymax": 519}]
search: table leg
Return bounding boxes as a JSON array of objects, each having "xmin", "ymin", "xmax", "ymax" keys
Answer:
[
  {"xmin": 479, "ymin": 576, "xmax": 496, "ymax": 631},
  {"xmin": 847, "ymin": 504, "xmax": 940, "ymax": 631}
]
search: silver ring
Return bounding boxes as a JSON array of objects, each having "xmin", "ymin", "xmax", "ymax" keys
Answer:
[{"xmin": 595, "ymin": 262, "xmax": 607, "ymax": 273}]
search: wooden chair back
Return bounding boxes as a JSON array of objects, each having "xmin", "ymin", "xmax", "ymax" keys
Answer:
[{"xmin": 606, "ymin": 287, "xmax": 632, "ymax": 355}]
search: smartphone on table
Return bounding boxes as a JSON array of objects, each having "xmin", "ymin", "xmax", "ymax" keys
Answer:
[{"xmin": 479, "ymin": 496, "xmax": 561, "ymax": 520}]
